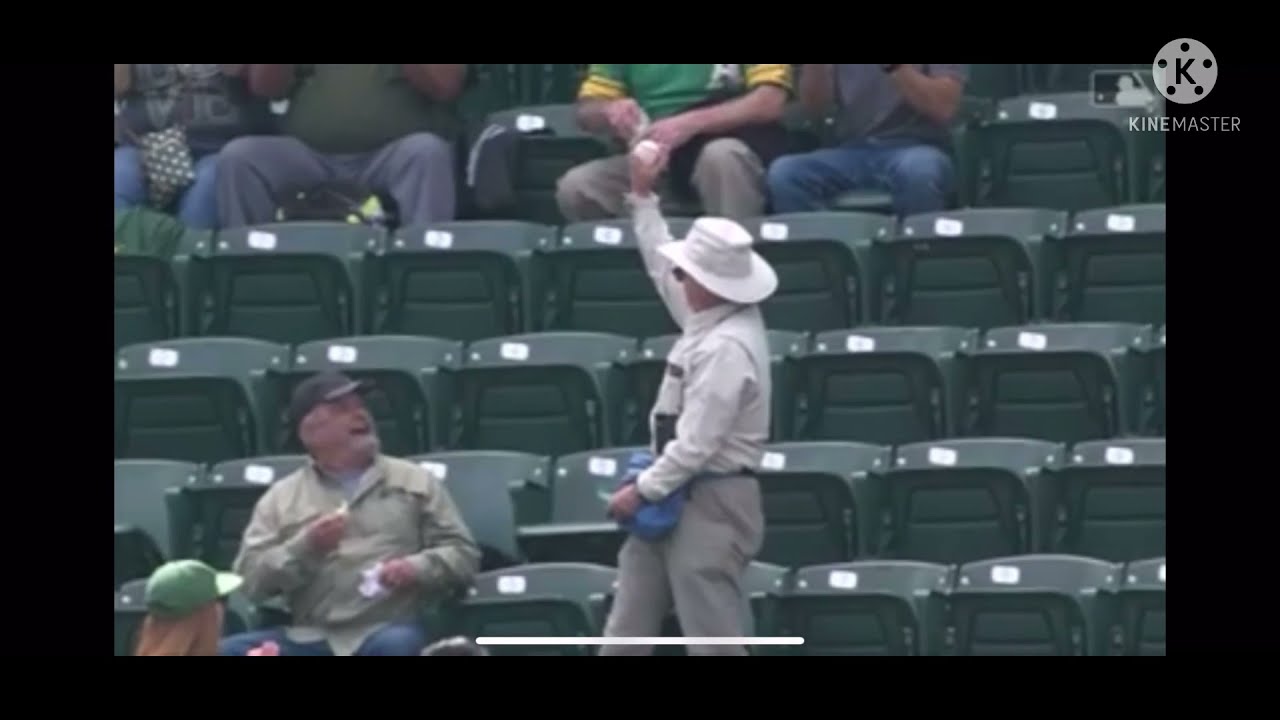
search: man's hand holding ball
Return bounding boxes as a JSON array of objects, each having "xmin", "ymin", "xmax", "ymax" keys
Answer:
[{"xmin": 629, "ymin": 139, "xmax": 668, "ymax": 196}]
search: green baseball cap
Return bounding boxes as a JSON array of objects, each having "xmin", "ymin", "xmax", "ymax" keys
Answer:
[{"xmin": 144, "ymin": 559, "xmax": 243, "ymax": 618}]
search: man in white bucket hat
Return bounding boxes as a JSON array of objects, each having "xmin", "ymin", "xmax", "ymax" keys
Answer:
[{"xmin": 600, "ymin": 140, "xmax": 775, "ymax": 656}]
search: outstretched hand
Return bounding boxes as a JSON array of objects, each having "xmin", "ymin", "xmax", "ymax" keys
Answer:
[{"xmin": 629, "ymin": 140, "xmax": 669, "ymax": 197}]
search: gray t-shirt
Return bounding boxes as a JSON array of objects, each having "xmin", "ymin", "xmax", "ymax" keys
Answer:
[
  {"xmin": 834, "ymin": 64, "xmax": 968, "ymax": 146},
  {"xmin": 118, "ymin": 64, "xmax": 275, "ymax": 154}
]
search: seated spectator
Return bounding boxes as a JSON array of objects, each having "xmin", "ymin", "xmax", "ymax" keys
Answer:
[
  {"xmin": 557, "ymin": 64, "xmax": 793, "ymax": 221},
  {"xmin": 422, "ymin": 636, "xmax": 490, "ymax": 656},
  {"xmin": 216, "ymin": 65, "xmax": 465, "ymax": 228},
  {"xmin": 219, "ymin": 371, "xmax": 480, "ymax": 656},
  {"xmin": 134, "ymin": 559, "xmax": 243, "ymax": 656},
  {"xmin": 115, "ymin": 64, "xmax": 272, "ymax": 230},
  {"xmin": 767, "ymin": 64, "xmax": 967, "ymax": 217}
]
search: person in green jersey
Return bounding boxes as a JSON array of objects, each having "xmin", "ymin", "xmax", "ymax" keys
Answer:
[
  {"xmin": 557, "ymin": 64, "xmax": 793, "ymax": 221},
  {"xmin": 215, "ymin": 65, "xmax": 467, "ymax": 228}
]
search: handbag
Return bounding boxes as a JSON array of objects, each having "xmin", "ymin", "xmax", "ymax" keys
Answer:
[{"xmin": 121, "ymin": 68, "xmax": 199, "ymax": 209}]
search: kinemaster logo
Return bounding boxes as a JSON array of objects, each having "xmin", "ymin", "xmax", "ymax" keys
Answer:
[{"xmin": 1090, "ymin": 38, "xmax": 1239, "ymax": 133}]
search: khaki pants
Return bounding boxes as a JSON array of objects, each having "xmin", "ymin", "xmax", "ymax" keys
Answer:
[
  {"xmin": 555, "ymin": 138, "xmax": 767, "ymax": 222},
  {"xmin": 601, "ymin": 475, "xmax": 766, "ymax": 656}
]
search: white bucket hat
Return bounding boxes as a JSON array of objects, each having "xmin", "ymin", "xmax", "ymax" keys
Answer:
[{"xmin": 657, "ymin": 217, "xmax": 778, "ymax": 305}]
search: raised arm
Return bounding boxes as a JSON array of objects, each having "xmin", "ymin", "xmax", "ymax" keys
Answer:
[{"xmin": 627, "ymin": 192, "xmax": 691, "ymax": 328}]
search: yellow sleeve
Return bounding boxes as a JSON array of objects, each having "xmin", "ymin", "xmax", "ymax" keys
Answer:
[
  {"xmin": 579, "ymin": 64, "xmax": 629, "ymax": 101},
  {"xmin": 745, "ymin": 64, "xmax": 794, "ymax": 93}
]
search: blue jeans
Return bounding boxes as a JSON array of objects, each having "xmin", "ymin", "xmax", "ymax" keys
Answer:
[
  {"xmin": 767, "ymin": 139, "xmax": 954, "ymax": 217},
  {"xmin": 114, "ymin": 145, "xmax": 220, "ymax": 229},
  {"xmin": 218, "ymin": 622, "xmax": 428, "ymax": 656}
]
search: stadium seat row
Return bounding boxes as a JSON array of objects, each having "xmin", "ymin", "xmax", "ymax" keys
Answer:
[
  {"xmin": 113, "ymin": 324, "xmax": 1166, "ymax": 465},
  {"xmin": 115, "ymin": 555, "xmax": 1166, "ymax": 656},
  {"xmin": 114, "ymin": 204, "xmax": 1166, "ymax": 351},
  {"xmin": 116, "ymin": 435, "xmax": 1165, "ymax": 590}
]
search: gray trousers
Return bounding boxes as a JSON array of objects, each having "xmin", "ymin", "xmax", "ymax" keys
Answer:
[
  {"xmin": 601, "ymin": 475, "xmax": 766, "ymax": 656},
  {"xmin": 215, "ymin": 133, "xmax": 456, "ymax": 228},
  {"xmin": 555, "ymin": 138, "xmax": 766, "ymax": 222}
]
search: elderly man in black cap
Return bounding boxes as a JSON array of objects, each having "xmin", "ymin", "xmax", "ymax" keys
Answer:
[{"xmin": 218, "ymin": 372, "xmax": 480, "ymax": 656}]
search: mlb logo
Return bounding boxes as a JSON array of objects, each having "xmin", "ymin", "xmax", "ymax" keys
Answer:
[{"xmin": 1090, "ymin": 69, "xmax": 1159, "ymax": 108}]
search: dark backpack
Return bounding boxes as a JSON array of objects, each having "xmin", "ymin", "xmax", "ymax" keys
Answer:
[{"xmin": 275, "ymin": 181, "xmax": 400, "ymax": 229}]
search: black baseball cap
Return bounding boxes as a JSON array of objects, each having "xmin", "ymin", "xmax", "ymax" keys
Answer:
[{"xmin": 288, "ymin": 371, "xmax": 373, "ymax": 430}]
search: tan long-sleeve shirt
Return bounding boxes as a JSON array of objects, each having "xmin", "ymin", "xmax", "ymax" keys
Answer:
[
  {"xmin": 233, "ymin": 455, "xmax": 480, "ymax": 655},
  {"xmin": 626, "ymin": 193, "xmax": 772, "ymax": 501}
]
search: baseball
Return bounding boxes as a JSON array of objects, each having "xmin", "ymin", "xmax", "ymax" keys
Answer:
[{"xmin": 632, "ymin": 139, "xmax": 661, "ymax": 163}]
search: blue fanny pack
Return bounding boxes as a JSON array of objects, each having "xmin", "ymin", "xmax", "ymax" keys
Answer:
[{"xmin": 616, "ymin": 450, "xmax": 739, "ymax": 542}]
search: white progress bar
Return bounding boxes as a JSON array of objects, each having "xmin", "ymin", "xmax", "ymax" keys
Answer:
[{"xmin": 476, "ymin": 637, "xmax": 804, "ymax": 646}]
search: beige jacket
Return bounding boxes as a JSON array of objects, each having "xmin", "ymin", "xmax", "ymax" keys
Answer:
[
  {"xmin": 627, "ymin": 193, "xmax": 772, "ymax": 501},
  {"xmin": 233, "ymin": 455, "xmax": 480, "ymax": 655}
]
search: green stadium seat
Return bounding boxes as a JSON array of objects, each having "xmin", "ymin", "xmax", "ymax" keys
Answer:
[
  {"xmin": 169, "ymin": 462, "xmax": 289, "ymax": 570},
  {"xmin": 208, "ymin": 455, "xmax": 308, "ymax": 486},
  {"xmin": 409, "ymin": 451, "xmax": 534, "ymax": 570},
  {"xmin": 967, "ymin": 92, "xmax": 1156, "ymax": 211},
  {"xmin": 114, "ymin": 577, "xmax": 258, "ymax": 656},
  {"xmin": 876, "ymin": 438, "xmax": 1062, "ymax": 564},
  {"xmin": 1146, "ymin": 326, "xmax": 1165, "ymax": 435},
  {"xmin": 944, "ymin": 554, "xmax": 1118, "ymax": 656},
  {"xmin": 538, "ymin": 219, "xmax": 693, "ymax": 337},
  {"xmin": 748, "ymin": 212, "xmax": 895, "ymax": 331},
  {"xmin": 449, "ymin": 562, "xmax": 617, "ymax": 656},
  {"xmin": 783, "ymin": 560, "xmax": 951, "ymax": 656},
  {"xmin": 114, "ymin": 578, "xmax": 149, "ymax": 655},
  {"xmin": 754, "ymin": 441, "xmax": 889, "ymax": 567},
  {"xmin": 965, "ymin": 323, "xmax": 1150, "ymax": 442},
  {"xmin": 115, "ymin": 253, "xmax": 179, "ymax": 352},
  {"xmin": 742, "ymin": 562, "xmax": 791, "ymax": 642},
  {"xmin": 517, "ymin": 446, "xmax": 641, "ymax": 567},
  {"xmin": 115, "ymin": 459, "xmax": 202, "ymax": 560},
  {"xmin": 196, "ymin": 222, "xmax": 381, "ymax": 345},
  {"xmin": 1040, "ymin": 439, "xmax": 1164, "ymax": 562},
  {"xmin": 785, "ymin": 327, "xmax": 977, "ymax": 445},
  {"xmin": 373, "ymin": 221, "xmax": 555, "ymax": 341},
  {"xmin": 485, "ymin": 105, "xmax": 612, "ymax": 224},
  {"xmin": 1054, "ymin": 204, "xmax": 1165, "ymax": 325},
  {"xmin": 114, "ymin": 227, "xmax": 210, "ymax": 352},
  {"xmin": 1115, "ymin": 557, "xmax": 1165, "ymax": 656},
  {"xmin": 829, "ymin": 191, "xmax": 895, "ymax": 215},
  {"xmin": 877, "ymin": 208, "xmax": 1065, "ymax": 329},
  {"xmin": 114, "ymin": 338, "xmax": 287, "ymax": 464},
  {"xmin": 411, "ymin": 450, "xmax": 552, "ymax": 529},
  {"xmin": 449, "ymin": 332, "xmax": 635, "ymax": 455},
  {"xmin": 115, "ymin": 524, "xmax": 165, "ymax": 590},
  {"xmin": 615, "ymin": 331, "xmax": 806, "ymax": 446},
  {"xmin": 273, "ymin": 336, "xmax": 463, "ymax": 456}
]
